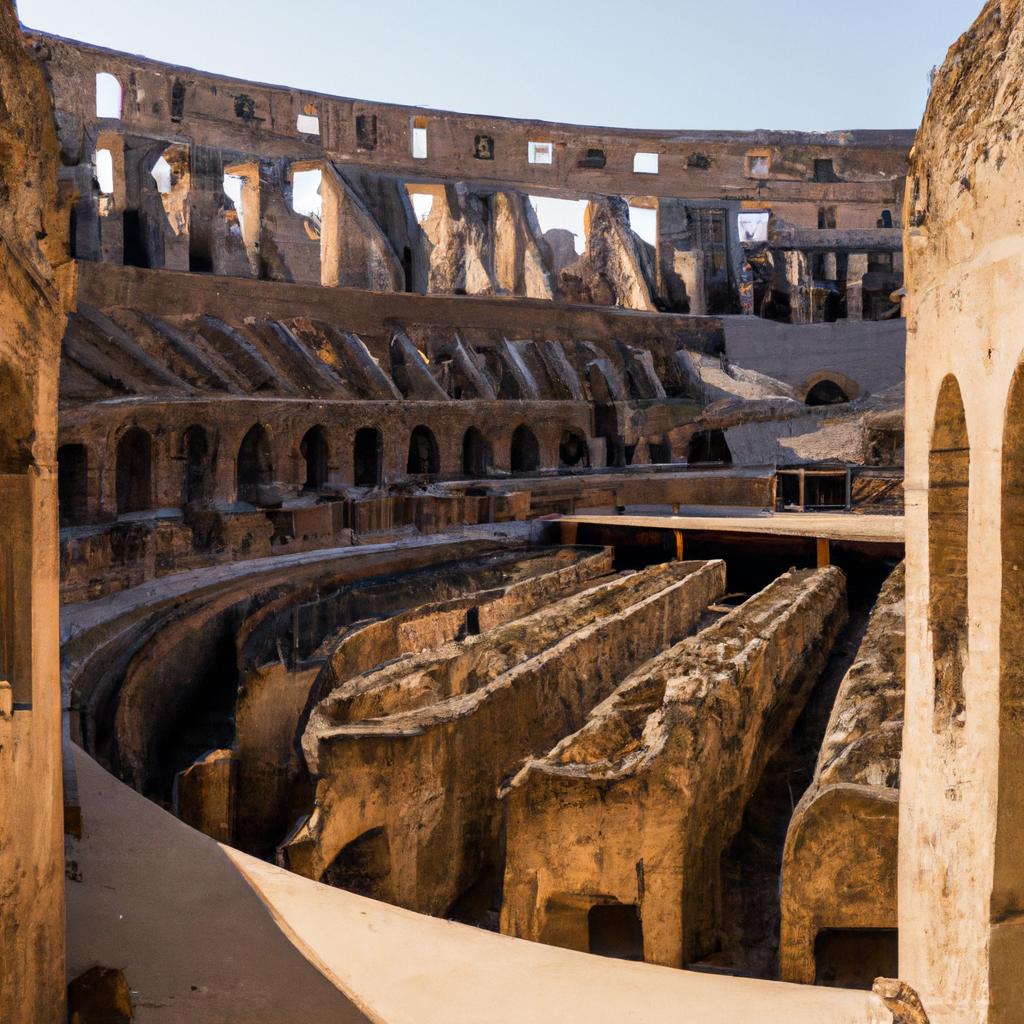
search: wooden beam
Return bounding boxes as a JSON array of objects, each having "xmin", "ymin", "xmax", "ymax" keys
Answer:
[{"xmin": 816, "ymin": 537, "xmax": 830, "ymax": 567}]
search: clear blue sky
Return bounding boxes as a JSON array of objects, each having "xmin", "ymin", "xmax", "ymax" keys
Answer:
[{"xmin": 17, "ymin": 0, "xmax": 980, "ymax": 131}]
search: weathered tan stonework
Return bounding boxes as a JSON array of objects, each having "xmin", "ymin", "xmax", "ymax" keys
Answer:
[
  {"xmin": 780, "ymin": 562, "xmax": 905, "ymax": 986},
  {"xmin": 0, "ymin": 2, "xmax": 75, "ymax": 1019},
  {"xmin": 901, "ymin": 2, "xmax": 1024, "ymax": 1020},
  {"xmin": 499, "ymin": 567, "xmax": 847, "ymax": 968},
  {"xmin": 288, "ymin": 560, "xmax": 726, "ymax": 913}
]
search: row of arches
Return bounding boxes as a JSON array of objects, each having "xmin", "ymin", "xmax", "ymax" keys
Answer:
[{"xmin": 57, "ymin": 421, "xmax": 565, "ymax": 525}]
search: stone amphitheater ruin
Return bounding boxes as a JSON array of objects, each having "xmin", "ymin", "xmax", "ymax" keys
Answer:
[{"xmin": 3, "ymin": 0, "xmax": 1022, "ymax": 1020}]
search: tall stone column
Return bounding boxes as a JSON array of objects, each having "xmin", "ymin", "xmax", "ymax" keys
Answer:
[{"xmin": 846, "ymin": 253, "xmax": 868, "ymax": 321}]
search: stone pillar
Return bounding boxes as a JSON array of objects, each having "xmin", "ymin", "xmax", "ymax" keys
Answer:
[
  {"xmin": 175, "ymin": 749, "xmax": 237, "ymax": 844},
  {"xmin": 95, "ymin": 131, "xmax": 125, "ymax": 265},
  {"xmin": 846, "ymin": 253, "xmax": 868, "ymax": 321},
  {"xmin": 785, "ymin": 251, "xmax": 813, "ymax": 324},
  {"xmin": 656, "ymin": 199, "xmax": 706, "ymax": 313}
]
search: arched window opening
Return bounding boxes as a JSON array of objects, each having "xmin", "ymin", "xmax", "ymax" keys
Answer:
[
  {"xmin": 237, "ymin": 424, "xmax": 273, "ymax": 505},
  {"xmin": 183, "ymin": 425, "xmax": 212, "ymax": 505},
  {"xmin": 510, "ymin": 425, "xmax": 541, "ymax": 474},
  {"xmin": 687, "ymin": 429, "xmax": 732, "ymax": 465},
  {"xmin": 929, "ymin": 375, "xmax": 969, "ymax": 730},
  {"xmin": 806, "ymin": 379, "xmax": 850, "ymax": 406},
  {"xmin": 462, "ymin": 427, "xmax": 491, "ymax": 477},
  {"xmin": 406, "ymin": 425, "xmax": 439, "ymax": 477},
  {"xmin": 116, "ymin": 427, "xmax": 152, "ymax": 515},
  {"xmin": 353, "ymin": 428, "xmax": 382, "ymax": 487},
  {"xmin": 58, "ymin": 444, "xmax": 88, "ymax": 526},
  {"xmin": 301, "ymin": 425, "xmax": 329, "ymax": 491},
  {"xmin": 95, "ymin": 72, "xmax": 122, "ymax": 119},
  {"xmin": 559, "ymin": 429, "xmax": 590, "ymax": 469}
]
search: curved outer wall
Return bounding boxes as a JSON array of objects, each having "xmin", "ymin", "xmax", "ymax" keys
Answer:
[
  {"xmin": 0, "ymin": 1, "xmax": 76, "ymax": 1021},
  {"xmin": 902, "ymin": 2, "xmax": 1024, "ymax": 1021}
]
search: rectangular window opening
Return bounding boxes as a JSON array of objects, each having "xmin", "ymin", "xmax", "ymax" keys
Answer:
[
  {"xmin": 529, "ymin": 195, "xmax": 589, "ymax": 255},
  {"xmin": 633, "ymin": 152, "xmax": 659, "ymax": 174},
  {"xmin": 355, "ymin": 113, "xmax": 378, "ymax": 151},
  {"xmin": 814, "ymin": 158, "xmax": 838, "ymax": 182},
  {"xmin": 291, "ymin": 168, "xmax": 323, "ymax": 221},
  {"xmin": 170, "ymin": 80, "xmax": 186, "ymax": 122},
  {"xmin": 412, "ymin": 116, "xmax": 428, "ymax": 159},
  {"xmin": 474, "ymin": 134, "xmax": 494, "ymax": 160},
  {"xmin": 528, "ymin": 140, "xmax": 553, "ymax": 165},
  {"xmin": 746, "ymin": 152, "xmax": 771, "ymax": 178},
  {"xmin": 96, "ymin": 148, "xmax": 115, "ymax": 195},
  {"xmin": 297, "ymin": 112, "xmax": 321, "ymax": 136},
  {"xmin": 628, "ymin": 204, "xmax": 657, "ymax": 246},
  {"xmin": 737, "ymin": 211, "xmax": 770, "ymax": 243}
]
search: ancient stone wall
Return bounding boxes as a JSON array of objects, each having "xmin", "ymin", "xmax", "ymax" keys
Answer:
[
  {"xmin": 499, "ymin": 567, "xmax": 847, "ymax": 968},
  {"xmin": 0, "ymin": 2, "xmax": 75, "ymax": 1020},
  {"xmin": 779, "ymin": 562, "xmax": 904, "ymax": 986},
  {"xmin": 901, "ymin": 2, "xmax": 1024, "ymax": 1019},
  {"xmin": 230, "ymin": 546, "xmax": 613, "ymax": 853},
  {"xmin": 287, "ymin": 560, "xmax": 727, "ymax": 914}
]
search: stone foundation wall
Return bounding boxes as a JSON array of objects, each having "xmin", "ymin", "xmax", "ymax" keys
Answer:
[
  {"xmin": 500, "ymin": 567, "xmax": 847, "ymax": 968},
  {"xmin": 288, "ymin": 560, "xmax": 727, "ymax": 914}
]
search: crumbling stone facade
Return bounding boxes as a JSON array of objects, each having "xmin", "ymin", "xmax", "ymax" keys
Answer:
[
  {"xmin": 22, "ymin": 0, "xmax": 1024, "ymax": 1018},
  {"xmin": 0, "ymin": 2, "xmax": 76, "ymax": 1019},
  {"xmin": 780, "ymin": 562, "xmax": 904, "ymax": 987},
  {"xmin": 901, "ymin": 2, "xmax": 1024, "ymax": 1020},
  {"xmin": 500, "ymin": 567, "xmax": 847, "ymax": 967}
]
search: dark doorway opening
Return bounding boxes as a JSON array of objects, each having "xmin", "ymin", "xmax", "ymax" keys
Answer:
[
  {"xmin": 814, "ymin": 928, "xmax": 898, "ymax": 990},
  {"xmin": 462, "ymin": 426, "xmax": 491, "ymax": 477},
  {"xmin": 122, "ymin": 210, "xmax": 149, "ymax": 268},
  {"xmin": 402, "ymin": 246, "xmax": 415, "ymax": 292},
  {"xmin": 301, "ymin": 425, "xmax": 329, "ymax": 491},
  {"xmin": 588, "ymin": 904, "xmax": 644, "ymax": 961},
  {"xmin": 183, "ymin": 424, "xmax": 212, "ymax": 505},
  {"xmin": 353, "ymin": 427, "xmax": 382, "ymax": 487},
  {"xmin": 189, "ymin": 234, "xmax": 214, "ymax": 274},
  {"xmin": 687, "ymin": 429, "xmax": 732, "ymax": 465},
  {"xmin": 58, "ymin": 443, "xmax": 88, "ymax": 526},
  {"xmin": 813, "ymin": 159, "xmax": 838, "ymax": 183},
  {"xmin": 806, "ymin": 380, "xmax": 850, "ymax": 406},
  {"xmin": 115, "ymin": 427, "xmax": 152, "ymax": 514},
  {"xmin": 322, "ymin": 827, "xmax": 392, "ymax": 900},
  {"xmin": 237, "ymin": 424, "xmax": 273, "ymax": 505},
  {"xmin": 558, "ymin": 429, "xmax": 589, "ymax": 469},
  {"xmin": 648, "ymin": 440, "xmax": 672, "ymax": 464},
  {"xmin": 511, "ymin": 425, "xmax": 541, "ymax": 474},
  {"xmin": 407, "ymin": 425, "xmax": 440, "ymax": 477}
]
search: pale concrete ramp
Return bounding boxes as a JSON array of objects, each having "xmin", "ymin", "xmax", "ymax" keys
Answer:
[
  {"xmin": 68, "ymin": 743, "xmax": 892, "ymax": 1024},
  {"xmin": 67, "ymin": 745, "xmax": 368, "ymax": 1023},
  {"xmin": 226, "ymin": 849, "xmax": 893, "ymax": 1024}
]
